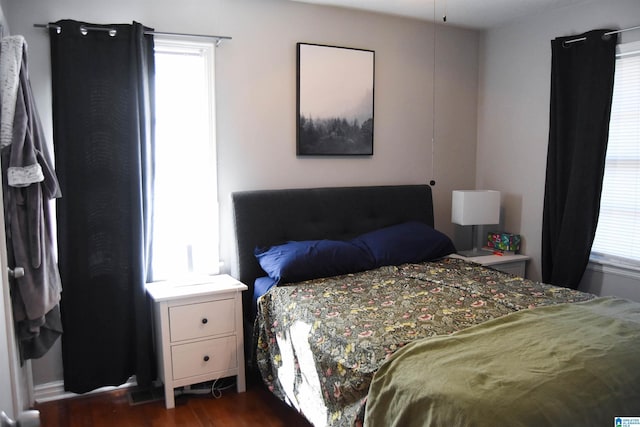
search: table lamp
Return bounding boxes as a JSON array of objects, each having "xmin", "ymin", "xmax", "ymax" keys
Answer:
[{"xmin": 452, "ymin": 190, "xmax": 500, "ymax": 257}]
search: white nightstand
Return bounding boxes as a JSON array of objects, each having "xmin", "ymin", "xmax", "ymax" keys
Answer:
[
  {"xmin": 450, "ymin": 253, "xmax": 530, "ymax": 278},
  {"xmin": 146, "ymin": 274, "xmax": 248, "ymax": 409}
]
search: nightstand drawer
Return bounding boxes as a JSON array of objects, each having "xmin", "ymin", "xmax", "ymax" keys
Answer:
[
  {"xmin": 491, "ymin": 261, "xmax": 526, "ymax": 277},
  {"xmin": 171, "ymin": 335, "xmax": 237, "ymax": 380},
  {"xmin": 169, "ymin": 299, "xmax": 235, "ymax": 342}
]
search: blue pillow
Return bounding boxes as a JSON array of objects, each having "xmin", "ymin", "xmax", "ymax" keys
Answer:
[
  {"xmin": 351, "ymin": 221, "xmax": 455, "ymax": 267},
  {"xmin": 254, "ymin": 239, "xmax": 375, "ymax": 284},
  {"xmin": 252, "ymin": 276, "xmax": 278, "ymax": 313}
]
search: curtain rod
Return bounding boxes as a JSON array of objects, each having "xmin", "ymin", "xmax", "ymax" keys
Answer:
[
  {"xmin": 563, "ymin": 24, "xmax": 640, "ymax": 45},
  {"xmin": 33, "ymin": 23, "xmax": 231, "ymax": 46}
]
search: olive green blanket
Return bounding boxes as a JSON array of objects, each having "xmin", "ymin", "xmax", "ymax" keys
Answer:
[{"xmin": 365, "ymin": 297, "xmax": 640, "ymax": 426}]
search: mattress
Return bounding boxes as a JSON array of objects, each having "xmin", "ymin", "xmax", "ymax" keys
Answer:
[{"xmin": 255, "ymin": 258, "xmax": 594, "ymax": 426}]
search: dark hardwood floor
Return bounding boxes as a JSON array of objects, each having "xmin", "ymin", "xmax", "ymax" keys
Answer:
[{"xmin": 35, "ymin": 383, "xmax": 313, "ymax": 427}]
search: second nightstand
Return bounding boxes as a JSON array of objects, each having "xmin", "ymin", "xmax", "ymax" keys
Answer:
[{"xmin": 451, "ymin": 253, "xmax": 530, "ymax": 278}]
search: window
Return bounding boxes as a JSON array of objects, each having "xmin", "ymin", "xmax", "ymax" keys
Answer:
[
  {"xmin": 591, "ymin": 41, "xmax": 640, "ymax": 268},
  {"xmin": 150, "ymin": 38, "xmax": 219, "ymax": 281}
]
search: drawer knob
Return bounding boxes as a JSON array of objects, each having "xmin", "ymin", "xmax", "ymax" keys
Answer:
[
  {"xmin": 201, "ymin": 318, "xmax": 208, "ymax": 324},
  {"xmin": 203, "ymin": 355, "xmax": 210, "ymax": 362}
]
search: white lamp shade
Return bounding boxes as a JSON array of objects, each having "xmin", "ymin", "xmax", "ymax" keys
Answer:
[{"xmin": 451, "ymin": 190, "xmax": 501, "ymax": 226}]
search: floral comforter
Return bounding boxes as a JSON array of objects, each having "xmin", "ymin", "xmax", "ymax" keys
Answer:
[{"xmin": 255, "ymin": 257, "xmax": 594, "ymax": 427}]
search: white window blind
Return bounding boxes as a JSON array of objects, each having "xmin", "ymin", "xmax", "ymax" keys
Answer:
[
  {"xmin": 150, "ymin": 38, "xmax": 220, "ymax": 281},
  {"xmin": 591, "ymin": 41, "xmax": 640, "ymax": 266}
]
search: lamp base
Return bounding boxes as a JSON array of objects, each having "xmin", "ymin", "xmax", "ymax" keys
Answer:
[{"xmin": 457, "ymin": 247, "xmax": 494, "ymax": 257}]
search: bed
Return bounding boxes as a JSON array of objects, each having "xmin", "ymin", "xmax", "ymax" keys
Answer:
[{"xmin": 230, "ymin": 185, "xmax": 640, "ymax": 427}]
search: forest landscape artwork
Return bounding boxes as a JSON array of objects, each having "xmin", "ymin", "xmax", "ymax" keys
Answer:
[{"xmin": 297, "ymin": 43, "xmax": 374, "ymax": 155}]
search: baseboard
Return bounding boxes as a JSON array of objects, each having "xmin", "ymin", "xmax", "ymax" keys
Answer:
[
  {"xmin": 34, "ymin": 379, "xmax": 138, "ymax": 404},
  {"xmin": 33, "ymin": 381, "xmax": 76, "ymax": 403}
]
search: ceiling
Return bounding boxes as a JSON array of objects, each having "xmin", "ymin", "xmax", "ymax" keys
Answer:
[{"xmin": 287, "ymin": 0, "xmax": 603, "ymax": 30}]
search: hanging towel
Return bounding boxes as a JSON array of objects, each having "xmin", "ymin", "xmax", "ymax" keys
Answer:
[
  {"xmin": 0, "ymin": 35, "xmax": 63, "ymax": 360},
  {"xmin": 0, "ymin": 35, "xmax": 22, "ymax": 149}
]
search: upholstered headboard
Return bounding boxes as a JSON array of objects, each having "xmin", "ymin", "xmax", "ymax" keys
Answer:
[{"xmin": 230, "ymin": 184, "xmax": 434, "ymax": 327}]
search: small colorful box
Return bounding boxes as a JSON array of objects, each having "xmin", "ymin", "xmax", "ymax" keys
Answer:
[{"xmin": 487, "ymin": 232, "xmax": 521, "ymax": 252}]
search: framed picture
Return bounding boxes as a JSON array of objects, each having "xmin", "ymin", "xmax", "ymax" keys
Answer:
[{"xmin": 297, "ymin": 43, "xmax": 375, "ymax": 156}]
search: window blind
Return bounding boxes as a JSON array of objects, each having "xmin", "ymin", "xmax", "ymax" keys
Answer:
[{"xmin": 591, "ymin": 41, "xmax": 640, "ymax": 266}]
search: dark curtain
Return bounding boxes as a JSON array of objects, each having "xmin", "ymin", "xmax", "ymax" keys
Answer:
[
  {"xmin": 542, "ymin": 30, "xmax": 617, "ymax": 289},
  {"xmin": 49, "ymin": 20, "xmax": 156, "ymax": 393}
]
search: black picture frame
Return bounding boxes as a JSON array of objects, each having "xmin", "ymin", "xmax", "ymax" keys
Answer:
[{"xmin": 297, "ymin": 43, "xmax": 375, "ymax": 156}]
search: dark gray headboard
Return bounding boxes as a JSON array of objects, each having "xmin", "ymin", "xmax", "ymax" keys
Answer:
[{"xmin": 230, "ymin": 184, "xmax": 434, "ymax": 327}]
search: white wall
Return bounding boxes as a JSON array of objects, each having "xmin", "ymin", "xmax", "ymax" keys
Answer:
[
  {"xmin": 3, "ymin": 0, "xmax": 479, "ymax": 387},
  {"xmin": 477, "ymin": 0, "xmax": 640, "ymax": 297}
]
